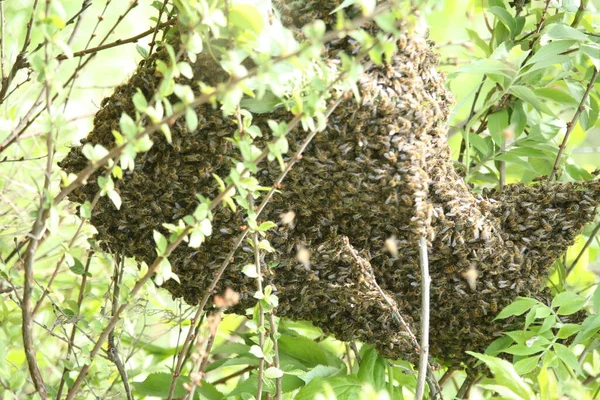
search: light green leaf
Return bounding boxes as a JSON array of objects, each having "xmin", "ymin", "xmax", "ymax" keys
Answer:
[
  {"xmin": 496, "ymin": 297, "xmax": 539, "ymax": 320},
  {"xmin": 509, "ymin": 86, "xmax": 555, "ymax": 116},
  {"xmin": 467, "ymin": 352, "xmax": 534, "ymax": 399}
]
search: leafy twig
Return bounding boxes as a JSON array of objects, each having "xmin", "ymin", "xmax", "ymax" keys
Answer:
[
  {"xmin": 148, "ymin": 0, "xmax": 170, "ymax": 56},
  {"xmin": 549, "ymin": 67, "xmax": 599, "ymax": 181},
  {"xmin": 269, "ymin": 311, "xmax": 282, "ymax": 400},
  {"xmin": 55, "ymin": 252, "xmax": 93, "ymax": 400},
  {"xmin": 0, "ymin": 0, "xmax": 39, "ymax": 105},
  {"xmin": 106, "ymin": 254, "xmax": 133, "ymax": 400}
]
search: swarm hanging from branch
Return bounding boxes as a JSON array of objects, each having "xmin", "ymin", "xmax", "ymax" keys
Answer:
[{"xmin": 59, "ymin": 1, "xmax": 600, "ymax": 365}]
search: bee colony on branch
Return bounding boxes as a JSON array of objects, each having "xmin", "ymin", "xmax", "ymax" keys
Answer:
[{"xmin": 59, "ymin": 0, "xmax": 600, "ymax": 366}]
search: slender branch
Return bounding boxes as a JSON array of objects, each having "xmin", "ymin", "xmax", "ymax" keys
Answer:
[
  {"xmin": 571, "ymin": 0, "xmax": 587, "ymax": 28},
  {"xmin": 210, "ymin": 366, "xmax": 255, "ymax": 385},
  {"xmin": 269, "ymin": 311, "xmax": 282, "ymax": 400},
  {"xmin": 253, "ymin": 230, "xmax": 265, "ymax": 400},
  {"xmin": 21, "ymin": 2, "xmax": 53, "ymax": 395},
  {"xmin": 549, "ymin": 67, "xmax": 599, "ymax": 181},
  {"xmin": 566, "ymin": 222, "xmax": 600, "ymax": 276},
  {"xmin": 106, "ymin": 254, "xmax": 133, "ymax": 400},
  {"xmin": 0, "ymin": 0, "xmax": 39, "ymax": 105},
  {"xmin": 415, "ymin": 236, "xmax": 430, "ymax": 400},
  {"xmin": 341, "ymin": 237, "xmax": 441, "ymax": 399},
  {"xmin": 186, "ymin": 315, "xmax": 220, "ymax": 400},
  {"xmin": 55, "ymin": 252, "xmax": 93, "ymax": 400},
  {"xmin": 456, "ymin": 374, "xmax": 478, "ymax": 399},
  {"xmin": 53, "ymin": 17, "xmax": 177, "ymax": 62},
  {"xmin": 148, "ymin": 0, "xmax": 170, "ymax": 56}
]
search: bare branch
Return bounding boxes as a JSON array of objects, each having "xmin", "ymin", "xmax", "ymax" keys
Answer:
[{"xmin": 549, "ymin": 67, "xmax": 599, "ymax": 181}]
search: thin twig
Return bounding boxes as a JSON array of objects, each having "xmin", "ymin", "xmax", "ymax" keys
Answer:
[
  {"xmin": 106, "ymin": 253, "xmax": 133, "ymax": 400},
  {"xmin": 253, "ymin": 230, "xmax": 266, "ymax": 400},
  {"xmin": 456, "ymin": 374, "xmax": 478, "ymax": 399},
  {"xmin": 0, "ymin": 0, "xmax": 39, "ymax": 105},
  {"xmin": 21, "ymin": 1, "xmax": 53, "ymax": 395},
  {"xmin": 566, "ymin": 221, "xmax": 600, "ymax": 276},
  {"xmin": 55, "ymin": 252, "xmax": 93, "ymax": 400},
  {"xmin": 52, "ymin": 17, "xmax": 177, "ymax": 62},
  {"xmin": 458, "ymin": 76, "xmax": 486, "ymax": 163},
  {"xmin": 549, "ymin": 67, "xmax": 599, "ymax": 181},
  {"xmin": 341, "ymin": 237, "xmax": 441, "ymax": 399},
  {"xmin": 148, "ymin": 0, "xmax": 170, "ymax": 56},
  {"xmin": 211, "ymin": 366, "xmax": 255, "ymax": 385},
  {"xmin": 269, "ymin": 311, "xmax": 282, "ymax": 400},
  {"xmin": 415, "ymin": 236, "xmax": 430, "ymax": 400}
]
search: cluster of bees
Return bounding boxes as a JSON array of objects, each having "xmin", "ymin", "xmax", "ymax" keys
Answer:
[{"xmin": 59, "ymin": 0, "xmax": 600, "ymax": 366}]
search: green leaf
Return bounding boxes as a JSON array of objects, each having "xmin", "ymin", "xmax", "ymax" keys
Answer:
[
  {"xmin": 242, "ymin": 264, "xmax": 258, "ymax": 278},
  {"xmin": 551, "ymin": 291, "xmax": 586, "ymax": 315},
  {"xmin": 69, "ymin": 258, "xmax": 86, "ymax": 275},
  {"xmin": 574, "ymin": 314, "xmax": 600, "ymax": 345},
  {"xmin": 135, "ymin": 44, "xmax": 148, "ymax": 59},
  {"xmin": 553, "ymin": 343, "xmax": 581, "ymax": 374},
  {"xmin": 107, "ymin": 189, "xmax": 122, "ymax": 210},
  {"xmin": 357, "ymin": 346, "xmax": 386, "ymax": 390},
  {"xmin": 509, "ymin": 86, "xmax": 555, "ymax": 116},
  {"xmin": 132, "ymin": 89, "xmax": 148, "ymax": 112},
  {"xmin": 153, "ymin": 230, "xmax": 168, "ymax": 256},
  {"xmin": 450, "ymin": 59, "xmax": 516, "ymax": 79},
  {"xmin": 278, "ymin": 334, "xmax": 339, "ymax": 368},
  {"xmin": 514, "ymin": 355, "xmax": 541, "ymax": 375},
  {"xmin": 229, "ymin": 4, "xmax": 264, "ymax": 34},
  {"xmin": 466, "ymin": 28, "xmax": 490, "ymax": 55},
  {"xmin": 185, "ymin": 108, "xmax": 198, "ymax": 131},
  {"xmin": 467, "ymin": 352, "xmax": 534, "ymax": 399},
  {"xmin": 524, "ymin": 40, "xmax": 575, "ymax": 73},
  {"xmin": 298, "ymin": 365, "xmax": 344, "ymax": 384},
  {"xmin": 211, "ymin": 342, "xmax": 251, "ymax": 355},
  {"xmin": 119, "ymin": 113, "xmax": 137, "ymax": 138},
  {"xmin": 488, "ymin": 6, "xmax": 516, "ymax": 34},
  {"xmin": 544, "ymin": 24, "xmax": 589, "ymax": 42},
  {"xmin": 556, "ymin": 324, "xmax": 581, "ymax": 339},
  {"xmin": 196, "ymin": 381, "xmax": 224, "ymax": 400},
  {"xmin": 488, "ymin": 110, "xmax": 509, "ymax": 145},
  {"xmin": 259, "ymin": 221, "xmax": 277, "ymax": 232},
  {"xmin": 496, "ymin": 297, "xmax": 539, "ymax": 320},
  {"xmin": 296, "ymin": 376, "xmax": 362, "ymax": 400},
  {"xmin": 133, "ymin": 373, "xmax": 187, "ymax": 398},
  {"xmin": 534, "ymin": 88, "xmax": 579, "ymax": 107}
]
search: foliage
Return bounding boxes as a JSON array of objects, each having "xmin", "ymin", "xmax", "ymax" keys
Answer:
[{"xmin": 0, "ymin": 0, "xmax": 598, "ymax": 399}]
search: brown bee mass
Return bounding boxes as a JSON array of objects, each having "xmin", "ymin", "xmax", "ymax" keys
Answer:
[{"xmin": 59, "ymin": 1, "xmax": 600, "ymax": 365}]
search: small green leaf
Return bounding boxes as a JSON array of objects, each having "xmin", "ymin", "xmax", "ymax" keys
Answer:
[
  {"xmin": 185, "ymin": 107, "xmax": 198, "ymax": 131},
  {"xmin": 357, "ymin": 346, "xmax": 386, "ymax": 390},
  {"xmin": 69, "ymin": 258, "xmax": 86, "ymax": 275},
  {"xmin": 514, "ymin": 355, "xmax": 541, "ymax": 375},
  {"xmin": 509, "ymin": 86, "xmax": 555, "ymax": 116},
  {"xmin": 153, "ymin": 230, "xmax": 168, "ymax": 256},
  {"xmin": 556, "ymin": 324, "xmax": 581, "ymax": 339},
  {"xmin": 135, "ymin": 44, "xmax": 148, "ymax": 58},
  {"xmin": 242, "ymin": 264, "xmax": 258, "ymax": 278},
  {"xmin": 296, "ymin": 376, "xmax": 362, "ymax": 400},
  {"xmin": 551, "ymin": 291, "xmax": 586, "ymax": 315},
  {"xmin": 467, "ymin": 352, "xmax": 534, "ymax": 399},
  {"xmin": 496, "ymin": 297, "xmax": 539, "ymax": 320},
  {"xmin": 553, "ymin": 343, "xmax": 580, "ymax": 374}
]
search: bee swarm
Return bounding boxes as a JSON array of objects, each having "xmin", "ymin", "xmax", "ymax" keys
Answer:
[{"xmin": 59, "ymin": 1, "xmax": 600, "ymax": 365}]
